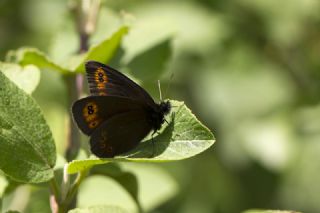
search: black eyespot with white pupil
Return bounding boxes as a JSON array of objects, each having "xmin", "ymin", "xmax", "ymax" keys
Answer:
[{"xmin": 87, "ymin": 105, "xmax": 94, "ymax": 114}]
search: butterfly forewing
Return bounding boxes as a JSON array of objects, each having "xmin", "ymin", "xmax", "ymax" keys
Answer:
[
  {"xmin": 85, "ymin": 61, "xmax": 155, "ymax": 106},
  {"xmin": 89, "ymin": 109, "xmax": 152, "ymax": 157}
]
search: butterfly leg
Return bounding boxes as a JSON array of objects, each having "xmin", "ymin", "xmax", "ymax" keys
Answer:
[
  {"xmin": 150, "ymin": 131, "xmax": 158, "ymax": 158},
  {"xmin": 164, "ymin": 118, "xmax": 169, "ymax": 124}
]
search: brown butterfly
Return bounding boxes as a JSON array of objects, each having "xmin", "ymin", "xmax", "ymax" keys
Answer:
[{"xmin": 72, "ymin": 61, "xmax": 171, "ymax": 157}]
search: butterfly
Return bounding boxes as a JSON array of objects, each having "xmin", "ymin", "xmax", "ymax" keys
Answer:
[{"xmin": 72, "ymin": 61, "xmax": 171, "ymax": 158}]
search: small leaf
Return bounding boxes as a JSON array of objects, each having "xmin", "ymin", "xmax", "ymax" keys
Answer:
[
  {"xmin": 75, "ymin": 26, "xmax": 129, "ymax": 72},
  {"xmin": 68, "ymin": 205, "xmax": 129, "ymax": 213},
  {"xmin": 243, "ymin": 210, "xmax": 302, "ymax": 213},
  {"xmin": 14, "ymin": 48, "xmax": 69, "ymax": 74},
  {"xmin": 127, "ymin": 38, "xmax": 172, "ymax": 81},
  {"xmin": 0, "ymin": 72, "xmax": 56, "ymax": 183},
  {"xmin": 91, "ymin": 164, "xmax": 142, "ymax": 211},
  {"xmin": 67, "ymin": 100, "xmax": 215, "ymax": 174},
  {"xmin": 0, "ymin": 63, "xmax": 40, "ymax": 94}
]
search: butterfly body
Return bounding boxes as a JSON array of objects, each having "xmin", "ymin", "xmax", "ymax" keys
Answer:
[{"xmin": 72, "ymin": 61, "xmax": 171, "ymax": 157}]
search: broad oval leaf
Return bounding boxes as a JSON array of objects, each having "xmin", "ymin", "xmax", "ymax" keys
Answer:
[
  {"xmin": 0, "ymin": 72, "xmax": 56, "ymax": 183},
  {"xmin": 0, "ymin": 63, "xmax": 40, "ymax": 94},
  {"xmin": 68, "ymin": 205, "xmax": 129, "ymax": 213},
  {"xmin": 68, "ymin": 100, "xmax": 215, "ymax": 174}
]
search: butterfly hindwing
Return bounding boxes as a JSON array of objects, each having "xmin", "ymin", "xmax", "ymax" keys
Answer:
[
  {"xmin": 72, "ymin": 96, "xmax": 145, "ymax": 135},
  {"xmin": 85, "ymin": 61, "xmax": 155, "ymax": 105},
  {"xmin": 89, "ymin": 109, "xmax": 153, "ymax": 157}
]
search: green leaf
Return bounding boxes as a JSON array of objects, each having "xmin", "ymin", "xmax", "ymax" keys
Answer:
[
  {"xmin": 242, "ymin": 210, "xmax": 302, "ymax": 213},
  {"xmin": 75, "ymin": 26, "xmax": 129, "ymax": 72},
  {"xmin": 78, "ymin": 164, "xmax": 177, "ymax": 212},
  {"xmin": 0, "ymin": 63, "xmax": 40, "ymax": 94},
  {"xmin": 68, "ymin": 205, "xmax": 129, "ymax": 213},
  {"xmin": 67, "ymin": 100, "xmax": 215, "ymax": 174},
  {"xmin": 90, "ymin": 164, "xmax": 142, "ymax": 212},
  {"xmin": 127, "ymin": 38, "xmax": 172, "ymax": 82},
  {"xmin": 14, "ymin": 48, "xmax": 69, "ymax": 74},
  {"xmin": 0, "ymin": 175, "xmax": 8, "ymax": 194},
  {"xmin": 121, "ymin": 163, "xmax": 178, "ymax": 211},
  {"xmin": 0, "ymin": 72, "xmax": 56, "ymax": 183}
]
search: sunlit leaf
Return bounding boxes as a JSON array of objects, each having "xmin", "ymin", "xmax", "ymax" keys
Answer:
[
  {"xmin": 67, "ymin": 100, "xmax": 215, "ymax": 174},
  {"xmin": 0, "ymin": 72, "xmax": 56, "ymax": 183},
  {"xmin": 0, "ymin": 175, "xmax": 8, "ymax": 197},
  {"xmin": 0, "ymin": 63, "xmax": 40, "ymax": 94},
  {"xmin": 69, "ymin": 205, "xmax": 129, "ymax": 213},
  {"xmin": 15, "ymin": 48, "xmax": 69, "ymax": 74}
]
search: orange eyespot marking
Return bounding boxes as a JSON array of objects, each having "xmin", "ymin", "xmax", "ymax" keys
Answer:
[
  {"xmin": 94, "ymin": 68, "xmax": 108, "ymax": 92},
  {"xmin": 95, "ymin": 67, "xmax": 108, "ymax": 83},
  {"xmin": 97, "ymin": 84, "xmax": 105, "ymax": 89},
  {"xmin": 88, "ymin": 119, "xmax": 101, "ymax": 129},
  {"xmin": 83, "ymin": 102, "xmax": 98, "ymax": 122}
]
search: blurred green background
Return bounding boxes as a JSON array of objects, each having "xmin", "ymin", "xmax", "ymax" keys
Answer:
[{"xmin": 1, "ymin": 0, "xmax": 320, "ymax": 212}]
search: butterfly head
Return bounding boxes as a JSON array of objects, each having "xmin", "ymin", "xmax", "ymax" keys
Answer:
[{"xmin": 159, "ymin": 100, "xmax": 171, "ymax": 115}]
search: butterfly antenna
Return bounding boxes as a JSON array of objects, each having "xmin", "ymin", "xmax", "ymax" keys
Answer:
[{"xmin": 158, "ymin": 80, "xmax": 163, "ymax": 101}]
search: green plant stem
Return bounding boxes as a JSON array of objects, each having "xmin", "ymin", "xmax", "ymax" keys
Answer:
[
  {"xmin": 50, "ymin": 177, "xmax": 61, "ymax": 201},
  {"xmin": 49, "ymin": 177, "xmax": 61, "ymax": 213},
  {"xmin": 59, "ymin": 169, "xmax": 89, "ymax": 213}
]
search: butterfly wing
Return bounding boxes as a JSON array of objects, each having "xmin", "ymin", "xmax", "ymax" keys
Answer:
[
  {"xmin": 72, "ymin": 96, "xmax": 145, "ymax": 135},
  {"xmin": 85, "ymin": 61, "xmax": 155, "ymax": 105},
  {"xmin": 89, "ymin": 109, "xmax": 153, "ymax": 157}
]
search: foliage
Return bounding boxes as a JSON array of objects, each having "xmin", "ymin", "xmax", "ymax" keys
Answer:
[
  {"xmin": 0, "ymin": 1, "xmax": 214, "ymax": 212},
  {"xmin": 0, "ymin": 0, "xmax": 318, "ymax": 212}
]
